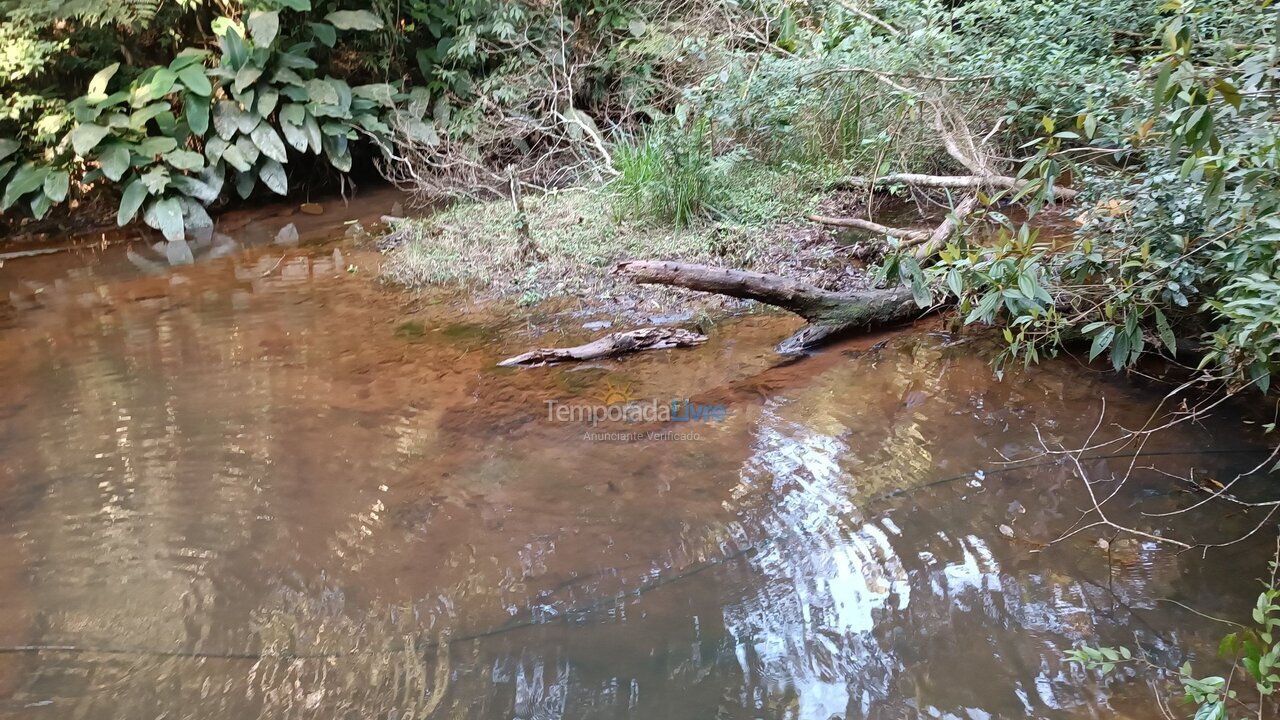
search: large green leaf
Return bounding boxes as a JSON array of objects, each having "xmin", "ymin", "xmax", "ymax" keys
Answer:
[
  {"xmin": 234, "ymin": 64, "xmax": 264, "ymax": 94},
  {"xmin": 145, "ymin": 197, "xmax": 186, "ymax": 242},
  {"xmin": 325, "ymin": 10, "xmax": 383, "ymax": 30},
  {"xmin": 219, "ymin": 26, "xmax": 248, "ymax": 71},
  {"xmin": 168, "ymin": 50, "xmax": 208, "ymax": 72},
  {"xmin": 204, "ymin": 135, "xmax": 229, "ymax": 164},
  {"xmin": 304, "ymin": 78, "xmax": 339, "ymax": 106},
  {"xmin": 247, "ymin": 10, "xmax": 280, "ymax": 46},
  {"xmin": 146, "ymin": 68, "xmax": 178, "ymax": 99},
  {"xmin": 136, "ymin": 136, "xmax": 179, "ymax": 157},
  {"xmin": 99, "ymin": 145, "xmax": 131, "ymax": 181},
  {"xmin": 257, "ymin": 87, "xmax": 280, "ymax": 117},
  {"xmin": 42, "ymin": 169, "xmax": 69, "ymax": 203},
  {"xmin": 117, "ymin": 179, "xmax": 147, "ymax": 225},
  {"xmin": 353, "ymin": 83, "xmax": 396, "ymax": 107},
  {"xmin": 272, "ymin": 67, "xmax": 306, "ymax": 87},
  {"xmin": 171, "ymin": 167, "xmax": 224, "ymax": 204},
  {"xmin": 280, "ymin": 103, "xmax": 305, "ymax": 127},
  {"xmin": 323, "ymin": 134, "xmax": 351, "ymax": 172},
  {"xmin": 164, "ymin": 149, "xmax": 205, "ymax": 171},
  {"xmin": 177, "ymin": 65, "xmax": 212, "ymax": 96},
  {"xmin": 30, "ymin": 192, "xmax": 53, "ymax": 220},
  {"xmin": 2, "ymin": 164, "xmax": 50, "ymax": 210},
  {"xmin": 280, "ymin": 85, "xmax": 310, "ymax": 102},
  {"xmin": 235, "ymin": 135, "xmax": 260, "ymax": 165},
  {"xmin": 0, "ymin": 138, "xmax": 20, "ymax": 163},
  {"xmin": 280, "ymin": 117, "xmax": 309, "ymax": 152},
  {"xmin": 235, "ymin": 170, "xmax": 256, "ymax": 199},
  {"xmin": 70, "ymin": 124, "xmax": 112, "ymax": 156},
  {"xmin": 258, "ymin": 159, "xmax": 288, "ymax": 195},
  {"xmin": 221, "ymin": 143, "xmax": 251, "ymax": 172},
  {"xmin": 310, "ymin": 22, "xmax": 336, "ymax": 47},
  {"xmin": 237, "ymin": 109, "xmax": 262, "ymax": 134},
  {"xmin": 179, "ymin": 197, "xmax": 214, "ymax": 229},
  {"xmin": 87, "ymin": 63, "xmax": 120, "ymax": 103},
  {"xmin": 129, "ymin": 102, "xmax": 170, "ymax": 130},
  {"xmin": 185, "ymin": 95, "xmax": 210, "ymax": 135},
  {"xmin": 141, "ymin": 166, "xmax": 171, "ymax": 194},
  {"xmin": 303, "ymin": 113, "xmax": 322, "ymax": 153},
  {"xmin": 250, "ymin": 124, "xmax": 288, "ymax": 163},
  {"xmin": 276, "ymin": 51, "xmax": 318, "ymax": 71},
  {"xmin": 212, "ymin": 101, "xmax": 242, "ymax": 140}
]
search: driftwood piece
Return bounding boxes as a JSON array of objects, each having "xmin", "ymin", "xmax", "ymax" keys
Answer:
[
  {"xmin": 805, "ymin": 214, "xmax": 931, "ymax": 242},
  {"xmin": 498, "ymin": 327, "xmax": 706, "ymax": 367},
  {"xmin": 915, "ymin": 194, "xmax": 979, "ymax": 260},
  {"xmin": 830, "ymin": 173, "xmax": 1079, "ymax": 202},
  {"xmin": 615, "ymin": 260, "xmax": 924, "ymax": 354}
]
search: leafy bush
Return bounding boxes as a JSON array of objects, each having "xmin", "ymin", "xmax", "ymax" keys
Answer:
[{"xmin": 0, "ymin": 1, "xmax": 419, "ymax": 239}]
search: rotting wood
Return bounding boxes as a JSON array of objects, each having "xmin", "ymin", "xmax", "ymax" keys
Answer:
[
  {"xmin": 615, "ymin": 260, "xmax": 927, "ymax": 354},
  {"xmin": 498, "ymin": 327, "xmax": 706, "ymax": 367}
]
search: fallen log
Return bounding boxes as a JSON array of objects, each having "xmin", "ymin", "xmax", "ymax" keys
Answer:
[
  {"xmin": 915, "ymin": 194, "xmax": 979, "ymax": 260},
  {"xmin": 805, "ymin": 214, "xmax": 931, "ymax": 243},
  {"xmin": 831, "ymin": 173, "xmax": 1079, "ymax": 202},
  {"xmin": 615, "ymin": 260, "xmax": 925, "ymax": 354},
  {"xmin": 498, "ymin": 327, "xmax": 707, "ymax": 367}
]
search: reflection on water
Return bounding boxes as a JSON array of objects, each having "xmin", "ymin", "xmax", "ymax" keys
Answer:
[{"xmin": 0, "ymin": 204, "xmax": 1273, "ymax": 719}]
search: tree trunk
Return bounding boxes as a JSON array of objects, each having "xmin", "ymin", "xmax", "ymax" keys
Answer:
[{"xmin": 615, "ymin": 260, "xmax": 925, "ymax": 354}]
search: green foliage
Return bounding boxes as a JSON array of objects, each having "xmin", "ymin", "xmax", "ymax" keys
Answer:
[
  {"xmin": 0, "ymin": 0, "xmax": 419, "ymax": 238},
  {"xmin": 1068, "ymin": 549, "xmax": 1280, "ymax": 719},
  {"xmin": 611, "ymin": 118, "xmax": 724, "ymax": 228},
  {"xmin": 871, "ymin": 0, "xmax": 1280, "ymax": 391}
]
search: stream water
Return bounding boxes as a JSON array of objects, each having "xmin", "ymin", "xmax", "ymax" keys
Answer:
[{"xmin": 0, "ymin": 194, "xmax": 1275, "ymax": 719}]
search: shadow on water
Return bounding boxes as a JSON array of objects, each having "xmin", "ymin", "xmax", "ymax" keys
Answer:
[{"xmin": 0, "ymin": 194, "xmax": 1275, "ymax": 718}]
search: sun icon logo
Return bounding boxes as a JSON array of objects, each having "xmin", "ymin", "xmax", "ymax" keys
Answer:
[{"xmin": 593, "ymin": 379, "xmax": 636, "ymax": 406}]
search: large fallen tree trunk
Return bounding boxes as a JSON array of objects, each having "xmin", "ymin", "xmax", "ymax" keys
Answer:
[
  {"xmin": 615, "ymin": 260, "xmax": 925, "ymax": 353},
  {"xmin": 830, "ymin": 173, "xmax": 1079, "ymax": 202},
  {"xmin": 498, "ymin": 327, "xmax": 706, "ymax": 367}
]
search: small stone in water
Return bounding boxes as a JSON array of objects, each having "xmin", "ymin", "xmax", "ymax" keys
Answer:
[{"xmin": 300, "ymin": 203, "xmax": 324, "ymax": 215}]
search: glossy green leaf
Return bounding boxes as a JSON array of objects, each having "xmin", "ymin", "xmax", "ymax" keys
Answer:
[
  {"xmin": 257, "ymin": 87, "xmax": 280, "ymax": 117},
  {"xmin": 177, "ymin": 65, "xmax": 212, "ymax": 96},
  {"xmin": 136, "ymin": 136, "xmax": 179, "ymax": 157},
  {"xmin": 2, "ymin": 164, "xmax": 50, "ymax": 210},
  {"xmin": 310, "ymin": 22, "xmax": 337, "ymax": 47},
  {"xmin": 0, "ymin": 138, "xmax": 20, "ymax": 163},
  {"xmin": 304, "ymin": 78, "xmax": 339, "ymax": 107},
  {"xmin": 221, "ymin": 143, "xmax": 251, "ymax": 172},
  {"xmin": 234, "ymin": 64, "xmax": 264, "ymax": 94},
  {"xmin": 141, "ymin": 166, "xmax": 171, "ymax": 194},
  {"xmin": 117, "ymin": 179, "xmax": 147, "ymax": 225},
  {"xmin": 258, "ymin": 158, "xmax": 288, "ymax": 195},
  {"xmin": 70, "ymin": 124, "xmax": 112, "ymax": 156},
  {"xmin": 212, "ymin": 100, "xmax": 242, "ymax": 140},
  {"xmin": 247, "ymin": 10, "xmax": 280, "ymax": 46},
  {"xmin": 42, "ymin": 169, "xmax": 69, "ymax": 203},
  {"xmin": 145, "ymin": 197, "xmax": 186, "ymax": 242},
  {"xmin": 325, "ymin": 10, "xmax": 383, "ymax": 31},
  {"xmin": 250, "ymin": 123, "xmax": 288, "ymax": 163},
  {"xmin": 185, "ymin": 95, "xmax": 210, "ymax": 135},
  {"xmin": 99, "ymin": 144, "xmax": 131, "ymax": 181},
  {"xmin": 87, "ymin": 63, "xmax": 120, "ymax": 103},
  {"xmin": 164, "ymin": 149, "xmax": 205, "ymax": 171}
]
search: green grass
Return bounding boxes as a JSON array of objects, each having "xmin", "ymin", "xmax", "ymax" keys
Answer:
[{"xmin": 382, "ymin": 141, "xmax": 846, "ymax": 304}]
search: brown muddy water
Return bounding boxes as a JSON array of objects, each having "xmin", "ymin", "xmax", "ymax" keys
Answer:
[{"xmin": 0, "ymin": 194, "xmax": 1275, "ymax": 719}]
